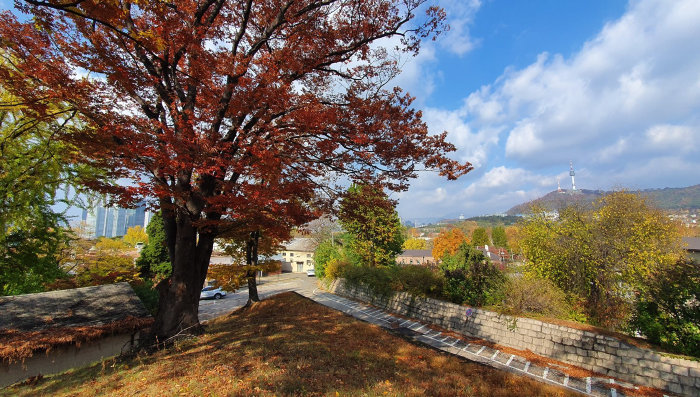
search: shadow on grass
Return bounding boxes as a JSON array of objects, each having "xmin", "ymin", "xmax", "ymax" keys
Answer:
[{"xmin": 5, "ymin": 292, "xmax": 578, "ymax": 397}]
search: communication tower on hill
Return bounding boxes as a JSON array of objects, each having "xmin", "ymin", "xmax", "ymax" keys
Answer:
[{"xmin": 569, "ymin": 161, "xmax": 576, "ymax": 191}]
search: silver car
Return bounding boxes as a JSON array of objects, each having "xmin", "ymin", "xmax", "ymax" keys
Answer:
[{"xmin": 200, "ymin": 286, "xmax": 226, "ymax": 300}]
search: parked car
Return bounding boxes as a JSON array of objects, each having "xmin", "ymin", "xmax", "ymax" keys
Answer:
[
  {"xmin": 200, "ymin": 286, "xmax": 226, "ymax": 300},
  {"xmin": 306, "ymin": 268, "xmax": 315, "ymax": 277}
]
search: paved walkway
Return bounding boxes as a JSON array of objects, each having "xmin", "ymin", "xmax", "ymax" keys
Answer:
[
  {"xmin": 200, "ymin": 275, "xmax": 669, "ymax": 397},
  {"xmin": 198, "ymin": 273, "xmax": 303, "ymax": 321}
]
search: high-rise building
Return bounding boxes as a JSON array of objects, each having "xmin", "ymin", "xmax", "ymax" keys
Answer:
[{"xmin": 81, "ymin": 199, "xmax": 150, "ymax": 239}]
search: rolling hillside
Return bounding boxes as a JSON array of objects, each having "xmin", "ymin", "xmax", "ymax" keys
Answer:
[{"xmin": 506, "ymin": 184, "xmax": 700, "ymax": 215}]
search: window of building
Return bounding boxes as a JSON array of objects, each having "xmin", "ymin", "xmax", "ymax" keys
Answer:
[
  {"xmin": 307, "ymin": 253, "xmax": 311, "ymax": 257},
  {"xmin": 289, "ymin": 252, "xmax": 294, "ymax": 257}
]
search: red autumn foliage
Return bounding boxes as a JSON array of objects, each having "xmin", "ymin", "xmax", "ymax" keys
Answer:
[{"xmin": 1, "ymin": 0, "xmax": 471, "ymax": 339}]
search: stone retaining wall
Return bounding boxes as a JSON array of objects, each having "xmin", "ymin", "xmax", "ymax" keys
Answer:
[{"xmin": 329, "ymin": 279, "xmax": 700, "ymax": 396}]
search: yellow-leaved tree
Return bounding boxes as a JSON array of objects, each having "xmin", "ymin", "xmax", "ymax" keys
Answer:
[
  {"xmin": 520, "ymin": 191, "xmax": 684, "ymax": 329},
  {"xmin": 402, "ymin": 238, "xmax": 427, "ymax": 250},
  {"xmin": 123, "ymin": 226, "xmax": 148, "ymax": 247}
]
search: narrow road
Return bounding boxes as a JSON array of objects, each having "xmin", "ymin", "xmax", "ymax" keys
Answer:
[{"xmin": 198, "ymin": 273, "xmax": 315, "ymax": 322}]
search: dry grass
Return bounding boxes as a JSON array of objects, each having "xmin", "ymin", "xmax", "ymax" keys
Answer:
[{"xmin": 3, "ymin": 292, "xmax": 580, "ymax": 397}]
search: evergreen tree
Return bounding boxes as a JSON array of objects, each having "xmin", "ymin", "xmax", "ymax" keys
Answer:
[
  {"xmin": 339, "ymin": 184, "xmax": 404, "ymax": 267},
  {"xmin": 471, "ymin": 227, "xmax": 490, "ymax": 246},
  {"xmin": 137, "ymin": 212, "xmax": 171, "ymax": 278},
  {"xmin": 491, "ymin": 226, "xmax": 508, "ymax": 248}
]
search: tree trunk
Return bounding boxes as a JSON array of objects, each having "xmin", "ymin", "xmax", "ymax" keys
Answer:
[
  {"xmin": 246, "ymin": 271, "xmax": 259, "ymax": 303},
  {"xmin": 245, "ymin": 231, "xmax": 260, "ymax": 306},
  {"xmin": 150, "ymin": 207, "xmax": 216, "ymax": 344}
]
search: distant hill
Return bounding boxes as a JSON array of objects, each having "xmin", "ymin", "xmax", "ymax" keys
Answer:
[
  {"xmin": 505, "ymin": 185, "xmax": 700, "ymax": 215},
  {"xmin": 465, "ymin": 215, "xmax": 523, "ymax": 227},
  {"xmin": 639, "ymin": 185, "xmax": 700, "ymax": 210}
]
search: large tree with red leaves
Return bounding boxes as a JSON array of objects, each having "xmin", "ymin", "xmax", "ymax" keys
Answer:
[{"xmin": 0, "ymin": 0, "xmax": 471, "ymax": 341}]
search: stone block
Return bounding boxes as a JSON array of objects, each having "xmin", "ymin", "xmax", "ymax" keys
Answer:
[
  {"xmin": 689, "ymin": 367, "xmax": 700, "ymax": 380},
  {"xmin": 683, "ymin": 385, "xmax": 700, "ymax": 396},
  {"xmin": 672, "ymin": 366, "xmax": 689, "ymax": 377},
  {"xmin": 633, "ymin": 374, "xmax": 650, "ymax": 386},
  {"xmin": 655, "ymin": 362, "xmax": 671, "ymax": 373},
  {"xmin": 679, "ymin": 375, "xmax": 696, "ymax": 387},
  {"xmin": 659, "ymin": 371, "xmax": 677, "ymax": 382},
  {"xmin": 651, "ymin": 377, "xmax": 667, "ymax": 390},
  {"xmin": 668, "ymin": 382, "xmax": 683, "ymax": 395}
]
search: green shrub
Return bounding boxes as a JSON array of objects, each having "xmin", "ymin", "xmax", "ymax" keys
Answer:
[
  {"xmin": 389, "ymin": 265, "xmax": 443, "ymax": 298},
  {"xmin": 325, "ymin": 258, "xmax": 351, "ymax": 280},
  {"xmin": 130, "ymin": 279, "xmax": 160, "ymax": 316},
  {"xmin": 136, "ymin": 211, "xmax": 171, "ymax": 278},
  {"xmin": 440, "ymin": 243, "xmax": 506, "ymax": 306},
  {"xmin": 629, "ymin": 258, "xmax": 700, "ymax": 357},
  {"xmin": 342, "ymin": 265, "xmax": 393, "ymax": 297},
  {"xmin": 313, "ymin": 240, "xmax": 342, "ymax": 279},
  {"xmin": 502, "ymin": 275, "xmax": 570, "ymax": 317}
]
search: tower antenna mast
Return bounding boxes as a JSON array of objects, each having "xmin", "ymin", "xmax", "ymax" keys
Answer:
[{"xmin": 569, "ymin": 161, "xmax": 576, "ymax": 191}]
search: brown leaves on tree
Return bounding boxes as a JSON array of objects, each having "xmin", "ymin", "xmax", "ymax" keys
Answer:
[{"xmin": 1, "ymin": 0, "xmax": 472, "ymax": 339}]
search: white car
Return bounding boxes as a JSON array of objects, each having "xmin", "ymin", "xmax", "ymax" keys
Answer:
[
  {"xmin": 306, "ymin": 268, "xmax": 315, "ymax": 277},
  {"xmin": 200, "ymin": 286, "xmax": 226, "ymax": 300}
]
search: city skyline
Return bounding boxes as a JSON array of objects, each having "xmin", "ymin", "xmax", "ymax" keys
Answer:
[{"xmin": 81, "ymin": 201, "xmax": 150, "ymax": 239}]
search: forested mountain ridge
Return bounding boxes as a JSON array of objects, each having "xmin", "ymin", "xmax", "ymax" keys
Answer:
[{"xmin": 506, "ymin": 185, "xmax": 700, "ymax": 215}]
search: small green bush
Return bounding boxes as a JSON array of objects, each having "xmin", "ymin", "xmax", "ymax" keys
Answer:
[
  {"xmin": 440, "ymin": 243, "xmax": 506, "ymax": 306},
  {"xmin": 342, "ymin": 265, "xmax": 393, "ymax": 297},
  {"xmin": 390, "ymin": 265, "xmax": 443, "ymax": 298},
  {"xmin": 313, "ymin": 240, "xmax": 343, "ymax": 279},
  {"xmin": 502, "ymin": 275, "xmax": 570, "ymax": 317},
  {"xmin": 130, "ymin": 279, "xmax": 160, "ymax": 316},
  {"xmin": 325, "ymin": 258, "xmax": 351, "ymax": 280}
]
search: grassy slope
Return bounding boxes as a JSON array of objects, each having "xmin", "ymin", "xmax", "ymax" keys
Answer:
[{"xmin": 3, "ymin": 292, "xmax": 578, "ymax": 397}]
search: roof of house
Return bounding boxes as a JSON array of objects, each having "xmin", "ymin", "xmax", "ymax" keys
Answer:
[
  {"xmin": 0, "ymin": 282, "xmax": 150, "ymax": 332},
  {"xmin": 475, "ymin": 246, "xmax": 509, "ymax": 263},
  {"xmin": 283, "ymin": 238, "xmax": 318, "ymax": 252},
  {"xmin": 682, "ymin": 237, "xmax": 700, "ymax": 252},
  {"xmin": 398, "ymin": 249, "xmax": 433, "ymax": 257}
]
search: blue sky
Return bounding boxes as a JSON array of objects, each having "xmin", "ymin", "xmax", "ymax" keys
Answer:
[{"xmin": 390, "ymin": 0, "xmax": 700, "ymax": 221}]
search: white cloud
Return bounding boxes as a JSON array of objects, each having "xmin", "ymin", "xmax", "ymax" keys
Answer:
[
  {"xmin": 438, "ymin": 0, "xmax": 482, "ymax": 56},
  {"xmin": 645, "ymin": 125, "xmax": 696, "ymax": 150},
  {"xmin": 465, "ymin": 0, "xmax": 700, "ymax": 175},
  {"xmin": 422, "ymin": 106, "xmax": 501, "ymax": 169},
  {"xmin": 398, "ymin": 0, "xmax": 700, "ymax": 219},
  {"xmin": 469, "ymin": 0, "xmax": 700, "ymax": 168}
]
